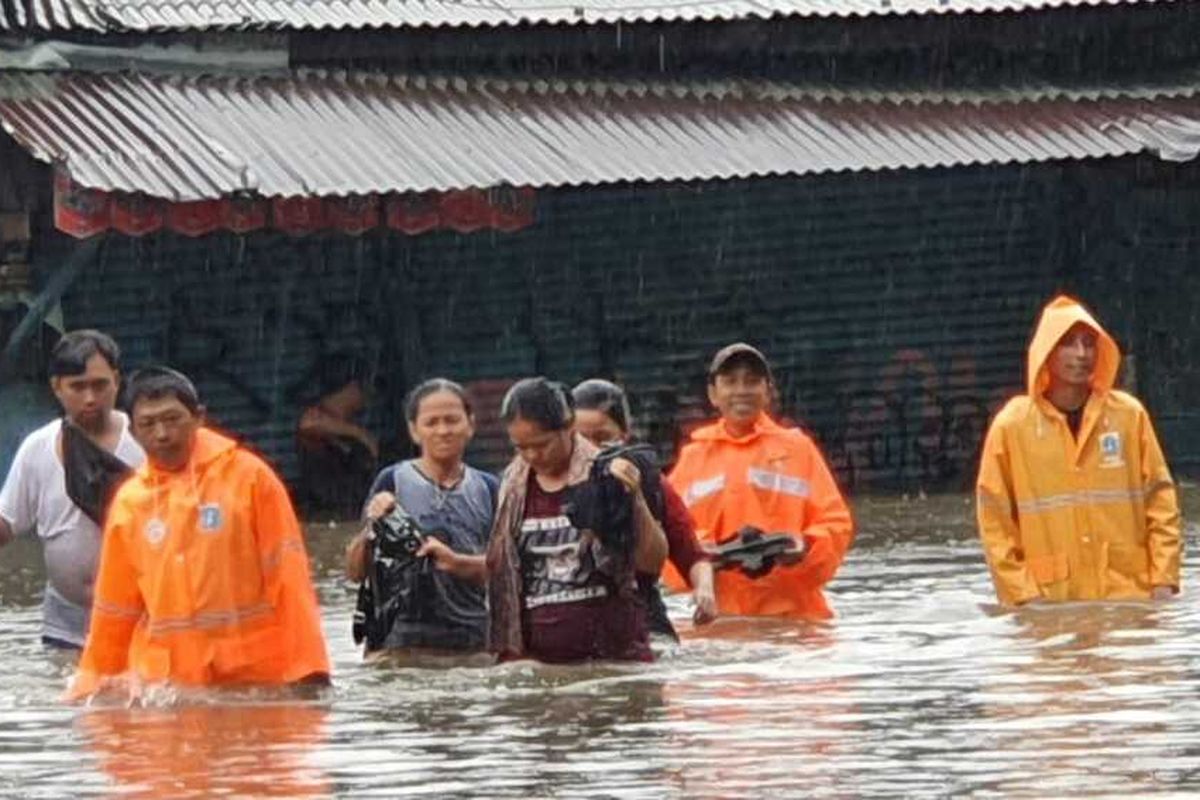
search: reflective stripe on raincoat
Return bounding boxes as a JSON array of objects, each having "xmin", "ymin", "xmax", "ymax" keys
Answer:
[
  {"xmin": 976, "ymin": 295, "xmax": 1181, "ymax": 605},
  {"xmin": 69, "ymin": 428, "xmax": 330, "ymax": 697},
  {"xmin": 666, "ymin": 413, "xmax": 853, "ymax": 619}
]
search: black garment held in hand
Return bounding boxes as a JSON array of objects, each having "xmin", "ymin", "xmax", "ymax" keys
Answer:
[
  {"xmin": 565, "ymin": 443, "xmax": 664, "ymax": 556},
  {"xmin": 61, "ymin": 418, "xmax": 133, "ymax": 526},
  {"xmin": 352, "ymin": 506, "xmax": 433, "ymax": 651}
]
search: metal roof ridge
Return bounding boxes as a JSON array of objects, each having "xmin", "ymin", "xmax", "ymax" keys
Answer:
[
  {"xmin": 286, "ymin": 67, "xmax": 1200, "ymax": 106},
  {"xmin": 13, "ymin": 68, "xmax": 1200, "ymax": 108}
]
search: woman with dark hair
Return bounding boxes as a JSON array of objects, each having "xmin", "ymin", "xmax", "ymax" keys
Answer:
[
  {"xmin": 346, "ymin": 378, "xmax": 496, "ymax": 655},
  {"xmin": 487, "ymin": 378, "xmax": 668, "ymax": 663},
  {"xmin": 572, "ymin": 379, "xmax": 717, "ymax": 640}
]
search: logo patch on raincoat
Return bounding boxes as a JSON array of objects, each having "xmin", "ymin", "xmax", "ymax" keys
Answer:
[
  {"xmin": 144, "ymin": 518, "xmax": 167, "ymax": 545},
  {"xmin": 199, "ymin": 503, "xmax": 224, "ymax": 532},
  {"xmin": 1099, "ymin": 432, "xmax": 1125, "ymax": 468}
]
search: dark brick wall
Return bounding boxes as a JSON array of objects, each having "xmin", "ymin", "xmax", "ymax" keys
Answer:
[{"xmin": 36, "ymin": 159, "xmax": 1200, "ymax": 501}]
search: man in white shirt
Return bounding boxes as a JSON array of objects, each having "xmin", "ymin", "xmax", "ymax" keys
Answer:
[{"xmin": 0, "ymin": 330, "xmax": 144, "ymax": 649}]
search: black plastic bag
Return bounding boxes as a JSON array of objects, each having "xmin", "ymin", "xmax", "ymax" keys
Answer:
[{"xmin": 351, "ymin": 506, "xmax": 431, "ymax": 650}]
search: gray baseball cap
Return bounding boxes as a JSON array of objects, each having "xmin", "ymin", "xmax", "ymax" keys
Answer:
[{"xmin": 707, "ymin": 342, "xmax": 773, "ymax": 382}]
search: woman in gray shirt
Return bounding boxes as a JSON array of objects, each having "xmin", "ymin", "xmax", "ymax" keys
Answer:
[{"xmin": 346, "ymin": 379, "xmax": 496, "ymax": 653}]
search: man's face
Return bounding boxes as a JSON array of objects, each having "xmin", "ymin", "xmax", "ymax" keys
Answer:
[
  {"xmin": 1048, "ymin": 323, "xmax": 1098, "ymax": 389},
  {"xmin": 51, "ymin": 353, "xmax": 119, "ymax": 431},
  {"xmin": 507, "ymin": 417, "xmax": 573, "ymax": 477},
  {"xmin": 132, "ymin": 395, "xmax": 203, "ymax": 471},
  {"xmin": 707, "ymin": 363, "xmax": 771, "ymax": 425}
]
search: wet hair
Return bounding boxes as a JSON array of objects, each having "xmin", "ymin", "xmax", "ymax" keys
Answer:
[
  {"xmin": 500, "ymin": 377, "xmax": 574, "ymax": 431},
  {"xmin": 124, "ymin": 366, "xmax": 202, "ymax": 416},
  {"xmin": 49, "ymin": 329, "xmax": 120, "ymax": 377},
  {"xmin": 572, "ymin": 379, "xmax": 631, "ymax": 434},
  {"xmin": 404, "ymin": 378, "xmax": 473, "ymax": 423}
]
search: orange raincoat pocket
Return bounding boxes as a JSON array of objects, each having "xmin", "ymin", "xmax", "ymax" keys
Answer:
[
  {"xmin": 1106, "ymin": 544, "xmax": 1149, "ymax": 577},
  {"xmin": 1104, "ymin": 542, "xmax": 1151, "ymax": 597},
  {"xmin": 212, "ymin": 623, "xmax": 285, "ymax": 682},
  {"xmin": 1028, "ymin": 552, "xmax": 1070, "ymax": 585},
  {"xmin": 133, "ymin": 643, "xmax": 171, "ymax": 683}
]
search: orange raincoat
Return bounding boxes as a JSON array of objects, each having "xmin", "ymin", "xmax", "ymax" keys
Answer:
[
  {"xmin": 976, "ymin": 296, "xmax": 1181, "ymax": 605},
  {"xmin": 666, "ymin": 414, "xmax": 854, "ymax": 619},
  {"xmin": 69, "ymin": 428, "xmax": 330, "ymax": 697}
]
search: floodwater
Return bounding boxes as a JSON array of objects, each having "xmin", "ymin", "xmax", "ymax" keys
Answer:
[{"xmin": 0, "ymin": 489, "xmax": 1197, "ymax": 798}]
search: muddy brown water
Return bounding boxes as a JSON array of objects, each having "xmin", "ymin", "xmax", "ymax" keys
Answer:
[{"xmin": 0, "ymin": 489, "xmax": 1197, "ymax": 798}]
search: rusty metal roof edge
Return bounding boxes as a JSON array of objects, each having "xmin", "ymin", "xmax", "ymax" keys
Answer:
[{"xmin": 13, "ymin": 155, "xmax": 1155, "ymax": 201}]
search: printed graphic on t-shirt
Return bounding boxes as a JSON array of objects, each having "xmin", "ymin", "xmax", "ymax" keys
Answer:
[{"xmin": 519, "ymin": 514, "xmax": 606, "ymax": 609}]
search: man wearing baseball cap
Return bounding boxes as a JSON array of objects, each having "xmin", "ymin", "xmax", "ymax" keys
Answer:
[{"xmin": 663, "ymin": 343, "xmax": 854, "ymax": 619}]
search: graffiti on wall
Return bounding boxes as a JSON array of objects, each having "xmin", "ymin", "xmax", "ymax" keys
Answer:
[
  {"xmin": 56, "ymin": 222, "xmax": 1032, "ymax": 502},
  {"xmin": 816, "ymin": 349, "xmax": 1012, "ymax": 492},
  {"xmin": 154, "ymin": 251, "xmax": 412, "ymax": 518},
  {"xmin": 452, "ymin": 348, "xmax": 1013, "ymax": 493}
]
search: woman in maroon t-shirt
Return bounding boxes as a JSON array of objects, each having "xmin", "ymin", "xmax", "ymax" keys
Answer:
[
  {"xmin": 485, "ymin": 378, "xmax": 668, "ymax": 663},
  {"xmin": 572, "ymin": 379, "xmax": 717, "ymax": 640}
]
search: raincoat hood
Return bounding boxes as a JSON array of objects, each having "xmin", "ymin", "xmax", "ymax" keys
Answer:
[{"xmin": 1027, "ymin": 295, "xmax": 1121, "ymax": 397}]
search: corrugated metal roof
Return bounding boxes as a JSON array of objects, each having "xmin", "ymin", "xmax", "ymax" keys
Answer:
[
  {"xmin": 1, "ymin": 70, "xmax": 1197, "ymax": 200},
  {"xmin": 0, "ymin": 0, "xmax": 1179, "ymax": 33}
]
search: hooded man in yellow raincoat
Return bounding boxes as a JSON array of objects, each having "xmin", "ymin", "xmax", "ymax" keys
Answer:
[{"xmin": 976, "ymin": 295, "xmax": 1181, "ymax": 606}]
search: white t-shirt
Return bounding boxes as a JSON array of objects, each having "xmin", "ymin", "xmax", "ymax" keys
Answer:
[{"xmin": 0, "ymin": 414, "xmax": 144, "ymax": 646}]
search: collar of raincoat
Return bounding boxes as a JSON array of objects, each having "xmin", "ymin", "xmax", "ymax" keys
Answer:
[
  {"xmin": 143, "ymin": 426, "xmax": 236, "ymax": 479},
  {"xmin": 1026, "ymin": 294, "xmax": 1121, "ymax": 398},
  {"xmin": 695, "ymin": 411, "xmax": 783, "ymax": 443}
]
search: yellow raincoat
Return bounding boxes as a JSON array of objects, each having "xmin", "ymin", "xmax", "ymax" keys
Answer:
[{"xmin": 976, "ymin": 296, "xmax": 1181, "ymax": 605}]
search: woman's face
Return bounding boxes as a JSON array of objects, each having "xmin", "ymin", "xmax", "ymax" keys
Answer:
[
  {"xmin": 508, "ymin": 416, "xmax": 573, "ymax": 476},
  {"xmin": 574, "ymin": 408, "xmax": 626, "ymax": 448},
  {"xmin": 408, "ymin": 390, "xmax": 474, "ymax": 463}
]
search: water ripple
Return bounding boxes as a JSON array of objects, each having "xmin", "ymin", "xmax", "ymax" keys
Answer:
[{"xmin": 0, "ymin": 490, "xmax": 1196, "ymax": 797}]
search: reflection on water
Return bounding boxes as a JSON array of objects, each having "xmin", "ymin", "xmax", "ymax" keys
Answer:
[
  {"xmin": 80, "ymin": 701, "xmax": 330, "ymax": 798},
  {"xmin": 0, "ymin": 490, "xmax": 1196, "ymax": 797}
]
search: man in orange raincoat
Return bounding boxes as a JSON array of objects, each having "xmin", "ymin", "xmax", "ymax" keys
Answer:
[
  {"xmin": 69, "ymin": 367, "xmax": 330, "ymax": 699},
  {"xmin": 976, "ymin": 295, "xmax": 1181, "ymax": 606},
  {"xmin": 666, "ymin": 344, "xmax": 854, "ymax": 619}
]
